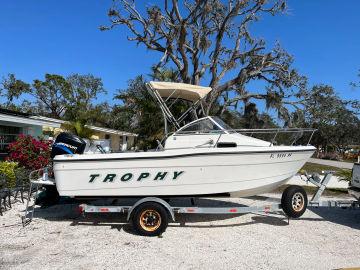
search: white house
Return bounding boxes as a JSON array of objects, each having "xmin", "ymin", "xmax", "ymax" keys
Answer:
[
  {"xmin": 31, "ymin": 116, "xmax": 137, "ymax": 152},
  {"xmin": 0, "ymin": 108, "xmax": 137, "ymax": 158},
  {"xmin": 0, "ymin": 108, "xmax": 61, "ymax": 159}
]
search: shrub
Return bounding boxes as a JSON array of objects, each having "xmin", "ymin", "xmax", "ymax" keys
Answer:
[
  {"xmin": 0, "ymin": 161, "xmax": 18, "ymax": 188},
  {"xmin": 318, "ymin": 152, "xmax": 341, "ymax": 161},
  {"xmin": 7, "ymin": 134, "xmax": 51, "ymax": 170},
  {"xmin": 343, "ymin": 152, "xmax": 359, "ymax": 161}
]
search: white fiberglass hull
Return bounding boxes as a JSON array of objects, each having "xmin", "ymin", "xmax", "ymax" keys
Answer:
[{"xmin": 53, "ymin": 146, "xmax": 315, "ymax": 198}]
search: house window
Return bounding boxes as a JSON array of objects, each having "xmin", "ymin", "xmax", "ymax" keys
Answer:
[{"xmin": 0, "ymin": 125, "xmax": 21, "ymax": 152}]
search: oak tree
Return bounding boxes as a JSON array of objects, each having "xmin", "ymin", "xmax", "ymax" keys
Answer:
[{"xmin": 101, "ymin": 0, "xmax": 306, "ymax": 118}]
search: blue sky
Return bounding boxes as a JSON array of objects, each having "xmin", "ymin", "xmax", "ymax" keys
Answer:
[{"xmin": 1, "ymin": 0, "xmax": 359, "ymax": 106}]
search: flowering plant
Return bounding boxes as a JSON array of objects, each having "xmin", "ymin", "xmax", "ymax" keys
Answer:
[{"xmin": 7, "ymin": 135, "xmax": 51, "ymax": 170}]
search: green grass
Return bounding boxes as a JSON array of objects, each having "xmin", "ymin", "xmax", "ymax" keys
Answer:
[
  {"xmin": 300, "ymin": 162, "xmax": 341, "ymax": 175},
  {"xmin": 279, "ymin": 162, "xmax": 350, "ymax": 196},
  {"xmin": 341, "ymin": 159, "xmax": 359, "ymax": 163}
]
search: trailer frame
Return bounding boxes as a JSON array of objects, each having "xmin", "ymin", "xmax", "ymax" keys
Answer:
[
  {"xmin": 75, "ymin": 171, "xmax": 360, "ymax": 220},
  {"xmin": 78, "ymin": 200, "xmax": 282, "ymax": 222},
  {"xmin": 22, "ymin": 171, "xmax": 359, "ymax": 235}
]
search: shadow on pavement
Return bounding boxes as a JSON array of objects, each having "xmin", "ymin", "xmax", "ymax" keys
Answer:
[{"xmin": 308, "ymin": 206, "xmax": 360, "ymax": 230}]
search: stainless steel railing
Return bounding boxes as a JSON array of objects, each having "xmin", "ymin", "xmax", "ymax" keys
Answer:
[
  {"xmin": 157, "ymin": 128, "xmax": 316, "ymax": 149},
  {"xmin": 233, "ymin": 128, "xmax": 317, "ymax": 146}
]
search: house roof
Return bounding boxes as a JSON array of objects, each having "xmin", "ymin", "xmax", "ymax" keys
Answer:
[
  {"xmin": 0, "ymin": 108, "xmax": 137, "ymax": 137},
  {"xmin": 31, "ymin": 116, "xmax": 137, "ymax": 137},
  {"xmin": 85, "ymin": 125, "xmax": 137, "ymax": 137},
  {"xmin": 0, "ymin": 108, "xmax": 61, "ymax": 128},
  {"xmin": 0, "ymin": 108, "xmax": 31, "ymax": 117},
  {"xmin": 30, "ymin": 116, "xmax": 66, "ymax": 124}
]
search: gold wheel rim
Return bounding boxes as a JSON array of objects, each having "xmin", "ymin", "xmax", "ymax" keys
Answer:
[
  {"xmin": 292, "ymin": 192, "xmax": 305, "ymax": 212},
  {"xmin": 139, "ymin": 209, "xmax": 162, "ymax": 232}
]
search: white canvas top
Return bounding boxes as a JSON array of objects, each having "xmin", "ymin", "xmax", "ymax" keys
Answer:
[{"xmin": 149, "ymin": 81, "xmax": 212, "ymax": 102}]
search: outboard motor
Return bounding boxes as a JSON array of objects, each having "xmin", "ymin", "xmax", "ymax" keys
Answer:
[
  {"xmin": 51, "ymin": 132, "xmax": 86, "ymax": 158},
  {"xmin": 37, "ymin": 133, "xmax": 86, "ymax": 207}
]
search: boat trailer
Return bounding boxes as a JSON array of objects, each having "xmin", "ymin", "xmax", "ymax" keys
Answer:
[{"xmin": 22, "ymin": 170, "xmax": 359, "ymax": 236}]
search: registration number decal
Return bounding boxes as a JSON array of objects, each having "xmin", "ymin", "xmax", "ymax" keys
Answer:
[{"xmin": 270, "ymin": 153, "xmax": 292, "ymax": 159}]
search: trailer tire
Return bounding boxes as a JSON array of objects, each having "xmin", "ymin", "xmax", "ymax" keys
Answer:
[
  {"xmin": 131, "ymin": 202, "xmax": 169, "ymax": 237},
  {"xmin": 281, "ymin": 185, "xmax": 308, "ymax": 218}
]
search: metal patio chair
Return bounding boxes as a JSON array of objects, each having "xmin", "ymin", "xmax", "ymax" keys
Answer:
[
  {"xmin": 12, "ymin": 167, "xmax": 30, "ymax": 203},
  {"xmin": 0, "ymin": 173, "xmax": 11, "ymax": 215}
]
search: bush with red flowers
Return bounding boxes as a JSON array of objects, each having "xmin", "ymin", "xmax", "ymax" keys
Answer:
[{"xmin": 7, "ymin": 134, "xmax": 51, "ymax": 170}]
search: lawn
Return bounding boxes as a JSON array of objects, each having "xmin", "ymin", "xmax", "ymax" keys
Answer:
[
  {"xmin": 297, "ymin": 162, "xmax": 350, "ymax": 195},
  {"xmin": 301, "ymin": 162, "xmax": 342, "ymax": 175}
]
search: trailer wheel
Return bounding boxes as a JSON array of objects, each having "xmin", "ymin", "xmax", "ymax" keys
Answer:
[
  {"xmin": 131, "ymin": 202, "xmax": 169, "ymax": 236},
  {"xmin": 281, "ymin": 185, "xmax": 308, "ymax": 218}
]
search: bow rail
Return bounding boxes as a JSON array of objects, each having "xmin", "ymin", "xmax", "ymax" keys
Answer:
[{"xmin": 158, "ymin": 128, "xmax": 317, "ymax": 148}]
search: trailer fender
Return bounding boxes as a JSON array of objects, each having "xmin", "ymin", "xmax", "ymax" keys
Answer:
[{"xmin": 127, "ymin": 197, "xmax": 175, "ymax": 222}]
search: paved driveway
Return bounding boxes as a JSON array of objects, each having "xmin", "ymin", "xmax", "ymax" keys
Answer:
[{"xmin": 1, "ymin": 197, "xmax": 359, "ymax": 270}]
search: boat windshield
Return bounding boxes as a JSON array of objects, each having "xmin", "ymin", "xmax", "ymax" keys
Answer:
[
  {"xmin": 177, "ymin": 118, "xmax": 223, "ymax": 134},
  {"xmin": 211, "ymin": 116, "xmax": 234, "ymax": 131}
]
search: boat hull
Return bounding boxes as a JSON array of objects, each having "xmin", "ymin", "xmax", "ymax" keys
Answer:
[{"xmin": 53, "ymin": 146, "xmax": 315, "ymax": 198}]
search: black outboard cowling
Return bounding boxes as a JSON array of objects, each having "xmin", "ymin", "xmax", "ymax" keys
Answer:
[{"xmin": 51, "ymin": 132, "xmax": 86, "ymax": 158}]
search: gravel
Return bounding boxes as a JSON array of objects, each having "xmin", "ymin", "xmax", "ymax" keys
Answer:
[{"xmin": 0, "ymin": 195, "xmax": 359, "ymax": 270}]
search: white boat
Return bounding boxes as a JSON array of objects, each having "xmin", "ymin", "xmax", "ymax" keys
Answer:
[{"xmin": 52, "ymin": 82, "xmax": 316, "ymax": 198}]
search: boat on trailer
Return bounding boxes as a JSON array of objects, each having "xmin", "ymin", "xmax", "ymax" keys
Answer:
[
  {"xmin": 23, "ymin": 81, "xmax": 320, "ymax": 236},
  {"xmin": 51, "ymin": 81, "xmax": 316, "ymax": 198}
]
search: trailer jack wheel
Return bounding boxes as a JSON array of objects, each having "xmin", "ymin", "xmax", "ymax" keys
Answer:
[
  {"xmin": 281, "ymin": 185, "xmax": 308, "ymax": 218},
  {"xmin": 131, "ymin": 202, "xmax": 169, "ymax": 236}
]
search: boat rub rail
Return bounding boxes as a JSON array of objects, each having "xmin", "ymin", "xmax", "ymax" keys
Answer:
[{"xmin": 53, "ymin": 149, "xmax": 315, "ymax": 162}]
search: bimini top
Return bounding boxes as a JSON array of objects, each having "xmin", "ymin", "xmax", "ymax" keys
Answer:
[{"xmin": 149, "ymin": 81, "xmax": 212, "ymax": 102}]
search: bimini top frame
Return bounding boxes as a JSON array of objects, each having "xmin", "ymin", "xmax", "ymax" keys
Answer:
[{"xmin": 146, "ymin": 81, "xmax": 212, "ymax": 132}]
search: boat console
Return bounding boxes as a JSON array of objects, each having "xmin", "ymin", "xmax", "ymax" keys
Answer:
[{"xmin": 163, "ymin": 116, "xmax": 271, "ymax": 149}]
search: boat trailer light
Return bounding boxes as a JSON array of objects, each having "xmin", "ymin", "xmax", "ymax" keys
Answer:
[{"xmin": 78, "ymin": 205, "xmax": 84, "ymax": 213}]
